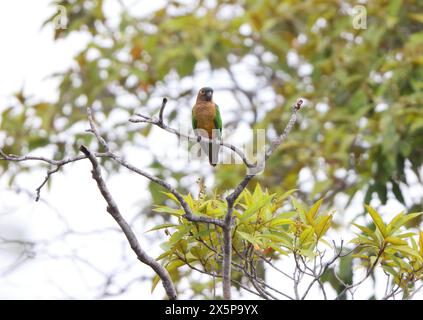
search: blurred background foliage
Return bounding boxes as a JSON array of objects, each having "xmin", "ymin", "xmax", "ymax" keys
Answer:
[{"xmin": 1, "ymin": 0, "xmax": 423, "ymax": 220}]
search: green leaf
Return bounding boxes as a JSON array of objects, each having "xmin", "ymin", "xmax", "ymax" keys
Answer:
[
  {"xmin": 409, "ymin": 13, "xmax": 423, "ymax": 24},
  {"xmin": 365, "ymin": 205, "xmax": 388, "ymax": 238},
  {"xmin": 397, "ymin": 232, "xmax": 416, "ymax": 238},
  {"xmin": 166, "ymin": 225, "xmax": 193, "ymax": 247},
  {"xmin": 161, "ymin": 191, "xmax": 180, "ymax": 204},
  {"xmin": 257, "ymin": 232, "xmax": 293, "ymax": 249},
  {"xmin": 382, "ymin": 264, "xmax": 398, "ymax": 278},
  {"xmin": 236, "ymin": 231, "xmax": 257, "ymax": 245},
  {"xmin": 145, "ymin": 223, "xmax": 177, "ymax": 233},
  {"xmin": 386, "ymin": 211, "xmax": 405, "ymax": 234},
  {"xmin": 183, "ymin": 193, "xmax": 195, "ymax": 208},
  {"xmin": 275, "ymin": 189, "xmax": 298, "ymax": 203},
  {"xmin": 419, "ymin": 232, "xmax": 423, "ymax": 257},
  {"xmin": 396, "ymin": 212, "xmax": 423, "ymax": 230},
  {"xmin": 155, "ymin": 251, "xmax": 172, "ymax": 261},
  {"xmin": 166, "ymin": 259, "xmax": 186, "ymax": 272},
  {"xmin": 268, "ymin": 217, "xmax": 295, "ymax": 228},
  {"xmin": 151, "ymin": 274, "xmax": 160, "ymax": 293},
  {"xmin": 390, "ymin": 245, "xmax": 422, "ymax": 260},
  {"xmin": 299, "ymin": 226, "xmax": 315, "ymax": 247},
  {"xmin": 253, "ymin": 183, "xmax": 264, "ymax": 199},
  {"xmin": 153, "ymin": 205, "xmax": 183, "ymax": 216},
  {"xmin": 314, "ymin": 214, "xmax": 332, "ymax": 240},
  {"xmin": 352, "ymin": 223, "xmax": 379, "ymax": 243},
  {"xmin": 384, "ymin": 237, "xmax": 408, "ymax": 246},
  {"xmin": 307, "ymin": 198, "xmax": 324, "ymax": 224},
  {"xmin": 290, "ymin": 196, "xmax": 306, "ymax": 220},
  {"xmin": 239, "ymin": 194, "xmax": 274, "ymax": 222},
  {"xmin": 350, "ymin": 233, "xmax": 377, "ymax": 246},
  {"xmin": 267, "ymin": 243, "xmax": 289, "ymax": 255},
  {"xmin": 298, "ymin": 249, "xmax": 317, "ymax": 258}
]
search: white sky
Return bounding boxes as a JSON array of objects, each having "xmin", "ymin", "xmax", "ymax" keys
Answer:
[{"xmin": 0, "ymin": 0, "xmax": 422, "ymax": 300}]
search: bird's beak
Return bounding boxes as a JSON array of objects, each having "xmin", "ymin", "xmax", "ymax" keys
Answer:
[{"xmin": 206, "ymin": 91, "xmax": 213, "ymax": 100}]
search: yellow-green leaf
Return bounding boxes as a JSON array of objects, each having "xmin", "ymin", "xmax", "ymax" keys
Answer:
[
  {"xmin": 268, "ymin": 217, "xmax": 295, "ymax": 228},
  {"xmin": 168, "ymin": 225, "xmax": 193, "ymax": 245},
  {"xmin": 151, "ymin": 274, "xmax": 160, "ymax": 293},
  {"xmin": 161, "ymin": 191, "xmax": 180, "ymax": 204},
  {"xmin": 365, "ymin": 205, "xmax": 388, "ymax": 238},
  {"xmin": 314, "ymin": 214, "xmax": 332, "ymax": 240},
  {"xmin": 145, "ymin": 223, "xmax": 177, "ymax": 233},
  {"xmin": 391, "ymin": 245, "xmax": 422, "ymax": 260},
  {"xmin": 385, "ymin": 237, "xmax": 408, "ymax": 246},
  {"xmin": 257, "ymin": 232, "xmax": 293, "ymax": 249},
  {"xmin": 386, "ymin": 211, "xmax": 404, "ymax": 233},
  {"xmin": 352, "ymin": 223, "xmax": 379, "ymax": 243},
  {"xmin": 307, "ymin": 198, "xmax": 324, "ymax": 224},
  {"xmin": 253, "ymin": 183, "xmax": 264, "ymax": 199},
  {"xmin": 275, "ymin": 189, "xmax": 298, "ymax": 203},
  {"xmin": 299, "ymin": 226, "xmax": 314, "ymax": 247},
  {"xmin": 239, "ymin": 194, "xmax": 274, "ymax": 222},
  {"xmin": 291, "ymin": 196, "xmax": 306, "ymax": 220},
  {"xmin": 153, "ymin": 205, "xmax": 183, "ymax": 216},
  {"xmin": 236, "ymin": 230, "xmax": 257, "ymax": 245}
]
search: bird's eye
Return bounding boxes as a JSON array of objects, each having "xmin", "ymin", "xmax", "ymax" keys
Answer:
[{"xmin": 200, "ymin": 90, "xmax": 205, "ymax": 95}]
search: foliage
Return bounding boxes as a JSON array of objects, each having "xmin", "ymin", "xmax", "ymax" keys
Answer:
[
  {"xmin": 351, "ymin": 205, "xmax": 423, "ymax": 298},
  {"xmin": 148, "ymin": 183, "xmax": 422, "ymax": 299},
  {"xmin": 1, "ymin": 0, "xmax": 422, "ymax": 213}
]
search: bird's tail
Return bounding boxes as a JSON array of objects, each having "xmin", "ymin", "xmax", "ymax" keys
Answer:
[
  {"xmin": 199, "ymin": 140, "xmax": 219, "ymax": 166},
  {"xmin": 208, "ymin": 142, "xmax": 219, "ymax": 167}
]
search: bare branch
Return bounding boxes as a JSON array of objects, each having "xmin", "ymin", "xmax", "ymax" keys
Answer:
[
  {"xmin": 35, "ymin": 166, "xmax": 61, "ymax": 201},
  {"xmin": 0, "ymin": 149, "xmax": 109, "ymax": 166},
  {"xmin": 158, "ymin": 97, "xmax": 168, "ymax": 125},
  {"xmin": 87, "ymin": 106, "xmax": 109, "ymax": 152},
  {"xmin": 109, "ymin": 153, "xmax": 225, "ymax": 228},
  {"xmin": 301, "ymin": 241, "xmax": 344, "ymax": 300},
  {"xmin": 265, "ymin": 99, "xmax": 303, "ymax": 159},
  {"xmin": 0, "ymin": 149, "xmax": 109, "ymax": 201},
  {"xmin": 79, "ymin": 145, "xmax": 177, "ymax": 300},
  {"xmin": 335, "ymin": 243, "xmax": 385, "ymax": 300}
]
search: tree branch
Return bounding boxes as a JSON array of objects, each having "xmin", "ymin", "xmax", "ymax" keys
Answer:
[
  {"xmin": 79, "ymin": 145, "xmax": 177, "ymax": 300},
  {"xmin": 220, "ymin": 98, "xmax": 303, "ymax": 299},
  {"xmin": 130, "ymin": 98, "xmax": 256, "ymax": 168},
  {"xmin": 87, "ymin": 106, "xmax": 109, "ymax": 152},
  {"xmin": 1, "ymin": 96, "xmax": 303, "ymax": 301}
]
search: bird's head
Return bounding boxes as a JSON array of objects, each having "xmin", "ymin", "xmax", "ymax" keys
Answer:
[{"xmin": 197, "ymin": 87, "xmax": 214, "ymax": 102}]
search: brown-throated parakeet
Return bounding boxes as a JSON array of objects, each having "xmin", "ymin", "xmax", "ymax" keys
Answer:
[{"xmin": 192, "ymin": 87, "xmax": 222, "ymax": 166}]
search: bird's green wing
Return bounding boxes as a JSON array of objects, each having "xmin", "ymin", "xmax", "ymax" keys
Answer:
[
  {"xmin": 214, "ymin": 104, "xmax": 222, "ymax": 135},
  {"xmin": 192, "ymin": 109, "xmax": 197, "ymax": 130}
]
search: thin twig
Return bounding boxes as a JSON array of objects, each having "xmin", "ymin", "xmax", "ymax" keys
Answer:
[
  {"xmin": 87, "ymin": 106, "xmax": 109, "ymax": 152},
  {"xmin": 35, "ymin": 166, "xmax": 61, "ymax": 201}
]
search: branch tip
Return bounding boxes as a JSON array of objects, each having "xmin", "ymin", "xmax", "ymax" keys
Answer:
[{"xmin": 295, "ymin": 99, "xmax": 304, "ymax": 110}]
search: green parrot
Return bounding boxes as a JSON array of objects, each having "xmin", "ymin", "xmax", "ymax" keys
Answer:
[{"xmin": 192, "ymin": 87, "xmax": 222, "ymax": 166}]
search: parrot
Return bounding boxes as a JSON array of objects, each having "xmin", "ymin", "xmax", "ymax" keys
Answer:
[{"xmin": 192, "ymin": 87, "xmax": 222, "ymax": 166}]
